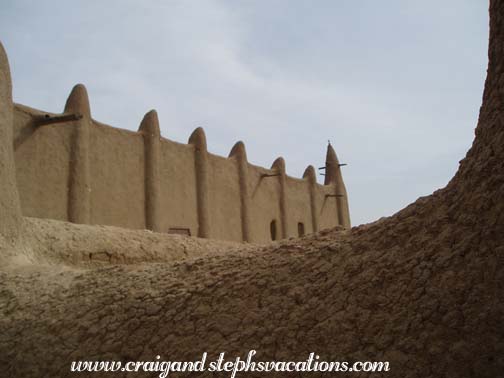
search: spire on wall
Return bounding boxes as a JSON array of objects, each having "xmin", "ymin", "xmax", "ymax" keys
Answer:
[
  {"xmin": 323, "ymin": 141, "xmax": 351, "ymax": 228},
  {"xmin": 64, "ymin": 84, "xmax": 91, "ymax": 119},
  {"xmin": 324, "ymin": 141, "xmax": 339, "ymax": 185}
]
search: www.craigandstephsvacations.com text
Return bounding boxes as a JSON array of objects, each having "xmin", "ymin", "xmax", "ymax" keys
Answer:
[{"xmin": 70, "ymin": 350, "xmax": 390, "ymax": 377}]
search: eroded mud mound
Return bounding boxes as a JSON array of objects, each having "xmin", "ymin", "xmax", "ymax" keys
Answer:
[
  {"xmin": 10, "ymin": 217, "xmax": 256, "ymax": 267},
  {"xmin": 1, "ymin": 1, "xmax": 504, "ymax": 377}
]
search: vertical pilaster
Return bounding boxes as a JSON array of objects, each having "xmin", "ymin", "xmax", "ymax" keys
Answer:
[
  {"xmin": 189, "ymin": 127, "xmax": 210, "ymax": 238},
  {"xmin": 303, "ymin": 165, "xmax": 319, "ymax": 233},
  {"xmin": 229, "ymin": 141, "xmax": 251, "ymax": 242},
  {"xmin": 65, "ymin": 84, "xmax": 91, "ymax": 224},
  {"xmin": 139, "ymin": 110, "xmax": 162, "ymax": 232},
  {"xmin": 0, "ymin": 42, "xmax": 21, "ymax": 239},
  {"xmin": 272, "ymin": 157, "xmax": 288, "ymax": 239},
  {"xmin": 325, "ymin": 143, "xmax": 351, "ymax": 228}
]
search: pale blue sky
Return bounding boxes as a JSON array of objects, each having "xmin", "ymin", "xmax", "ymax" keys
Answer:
[{"xmin": 0, "ymin": 0, "xmax": 489, "ymax": 225}]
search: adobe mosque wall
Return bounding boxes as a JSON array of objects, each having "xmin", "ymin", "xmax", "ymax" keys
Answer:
[
  {"xmin": 11, "ymin": 79, "xmax": 351, "ymax": 243},
  {"xmin": 0, "ymin": 42, "xmax": 22, "ymax": 241}
]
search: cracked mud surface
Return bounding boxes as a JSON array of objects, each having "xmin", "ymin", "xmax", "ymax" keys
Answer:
[{"xmin": 1, "ymin": 2, "xmax": 504, "ymax": 377}]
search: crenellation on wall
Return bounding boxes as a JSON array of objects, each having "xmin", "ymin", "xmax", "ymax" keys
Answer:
[{"xmin": 11, "ymin": 87, "xmax": 351, "ymax": 243}]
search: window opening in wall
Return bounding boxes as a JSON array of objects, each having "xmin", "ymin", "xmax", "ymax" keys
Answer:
[
  {"xmin": 270, "ymin": 220, "xmax": 277, "ymax": 241},
  {"xmin": 298, "ymin": 222, "xmax": 305, "ymax": 237}
]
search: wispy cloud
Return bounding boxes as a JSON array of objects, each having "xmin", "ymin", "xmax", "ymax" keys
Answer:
[{"xmin": 0, "ymin": 0, "xmax": 488, "ymax": 225}]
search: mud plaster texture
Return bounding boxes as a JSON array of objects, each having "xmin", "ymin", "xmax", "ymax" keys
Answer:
[
  {"xmin": 0, "ymin": 42, "xmax": 21, "ymax": 241},
  {"xmin": 1, "ymin": 1, "xmax": 504, "ymax": 377},
  {"xmin": 13, "ymin": 90, "xmax": 350, "ymax": 243}
]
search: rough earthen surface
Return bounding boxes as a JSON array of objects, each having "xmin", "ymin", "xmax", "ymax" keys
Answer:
[
  {"xmin": 8, "ymin": 217, "xmax": 256, "ymax": 268},
  {"xmin": 1, "ymin": 2, "xmax": 503, "ymax": 377}
]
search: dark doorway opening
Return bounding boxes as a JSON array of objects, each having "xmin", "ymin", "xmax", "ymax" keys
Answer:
[
  {"xmin": 298, "ymin": 222, "xmax": 305, "ymax": 237},
  {"xmin": 270, "ymin": 220, "xmax": 277, "ymax": 241}
]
